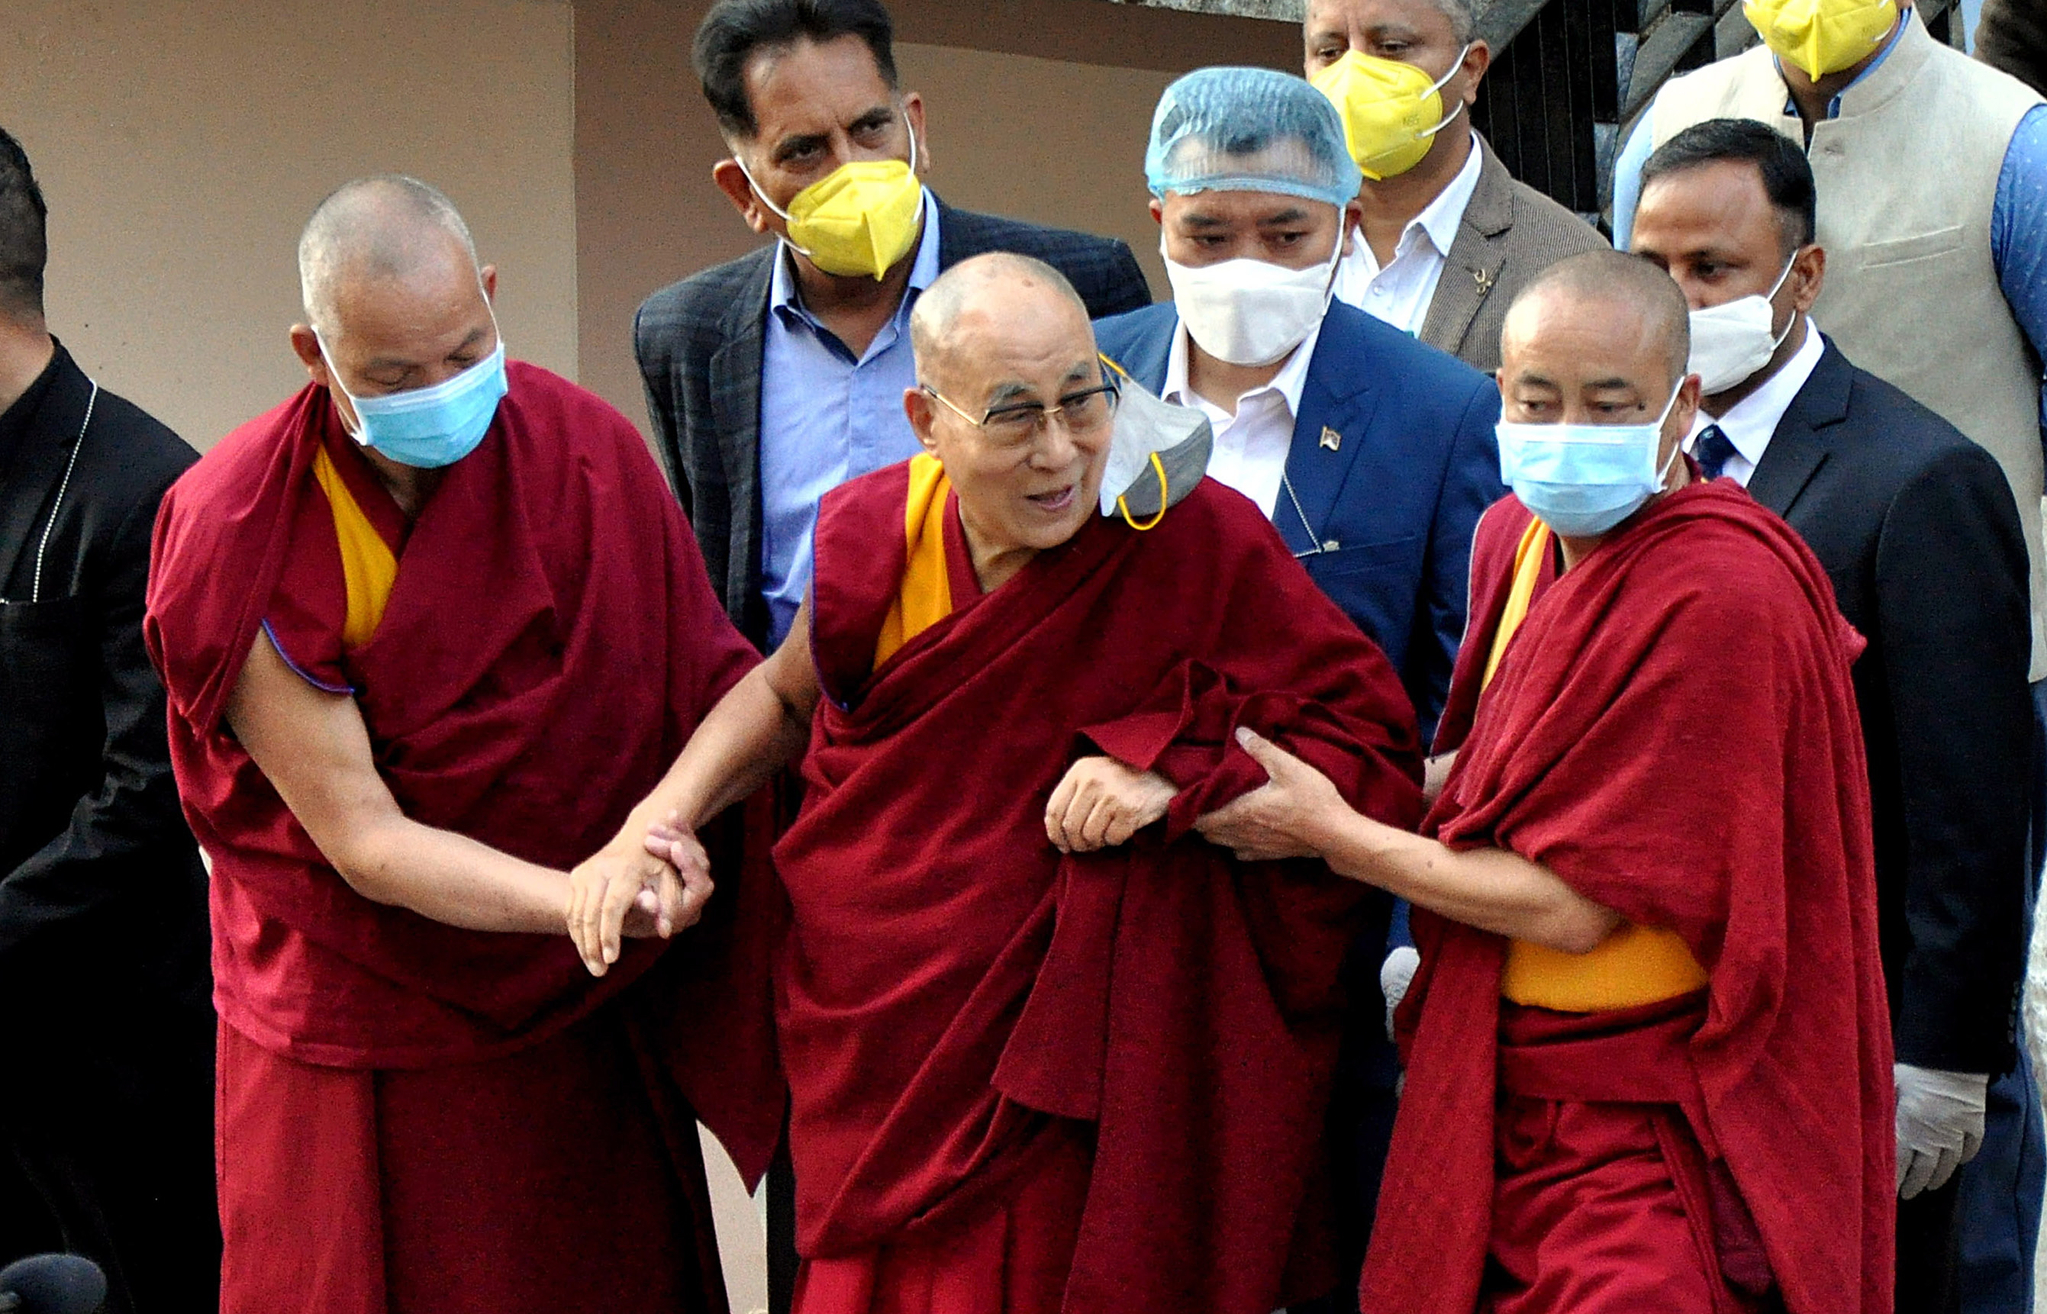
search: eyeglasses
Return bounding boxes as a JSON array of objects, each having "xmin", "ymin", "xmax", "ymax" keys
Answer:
[{"xmin": 921, "ymin": 381, "xmax": 1121, "ymax": 443}]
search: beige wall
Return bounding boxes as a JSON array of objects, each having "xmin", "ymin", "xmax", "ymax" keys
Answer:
[
  {"xmin": 6, "ymin": 0, "xmax": 578, "ymax": 451},
  {"xmin": 898, "ymin": 44, "xmax": 1179, "ymax": 296}
]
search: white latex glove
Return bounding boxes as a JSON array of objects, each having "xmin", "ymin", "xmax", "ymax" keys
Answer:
[
  {"xmin": 1380, "ymin": 946, "xmax": 1421, "ymax": 1043},
  {"xmin": 1894, "ymin": 1063, "xmax": 1989, "ymax": 1199}
]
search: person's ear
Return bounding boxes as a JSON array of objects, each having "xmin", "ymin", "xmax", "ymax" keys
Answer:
[
  {"xmin": 1672, "ymin": 372, "xmax": 1703, "ymax": 438},
  {"xmin": 905, "ymin": 386, "xmax": 941, "ymax": 454},
  {"xmin": 713, "ymin": 157, "xmax": 774, "ymax": 235},
  {"xmin": 1148, "ymin": 197, "xmax": 1165, "ymax": 229},
  {"xmin": 1457, "ymin": 40, "xmax": 1492, "ymax": 101},
  {"xmin": 289, "ymin": 324, "xmax": 327, "ymax": 385},
  {"xmin": 1790, "ymin": 243, "xmax": 1826, "ymax": 312},
  {"xmin": 1342, "ymin": 199, "xmax": 1365, "ymax": 256},
  {"xmin": 480, "ymin": 265, "xmax": 499, "ymax": 302},
  {"xmin": 903, "ymin": 91, "xmax": 930, "ymax": 174}
]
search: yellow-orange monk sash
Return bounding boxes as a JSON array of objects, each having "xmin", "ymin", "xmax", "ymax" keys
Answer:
[
  {"xmin": 874, "ymin": 453, "xmax": 955, "ymax": 669},
  {"xmin": 311, "ymin": 444, "xmax": 398, "ymax": 650},
  {"xmin": 1486, "ymin": 518, "xmax": 1709, "ymax": 1011}
]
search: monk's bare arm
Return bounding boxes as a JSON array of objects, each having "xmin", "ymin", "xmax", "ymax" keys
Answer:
[
  {"xmin": 621, "ymin": 600, "xmax": 820, "ymax": 841},
  {"xmin": 1307, "ymin": 816, "xmax": 1622, "ymax": 954},
  {"xmin": 1195, "ymin": 729, "xmax": 1622, "ymax": 955},
  {"xmin": 224, "ymin": 629, "xmax": 570, "ymax": 933},
  {"xmin": 568, "ymin": 600, "xmax": 819, "ymax": 975}
]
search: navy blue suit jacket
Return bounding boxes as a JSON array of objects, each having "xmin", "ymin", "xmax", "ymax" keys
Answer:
[{"xmin": 1093, "ymin": 300, "xmax": 1502, "ymax": 737}]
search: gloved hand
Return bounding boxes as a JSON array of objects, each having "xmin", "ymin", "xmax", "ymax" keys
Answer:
[
  {"xmin": 1380, "ymin": 946, "xmax": 1421, "ymax": 1042},
  {"xmin": 1894, "ymin": 1063, "xmax": 1989, "ymax": 1199}
]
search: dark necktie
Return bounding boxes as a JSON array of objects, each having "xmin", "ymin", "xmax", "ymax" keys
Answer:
[{"xmin": 1694, "ymin": 424, "xmax": 1737, "ymax": 481}]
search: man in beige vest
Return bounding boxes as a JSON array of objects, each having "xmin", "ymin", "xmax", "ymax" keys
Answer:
[
  {"xmin": 1304, "ymin": 0, "xmax": 1607, "ymax": 371},
  {"xmin": 1611, "ymin": 4, "xmax": 2047, "ymax": 1309}
]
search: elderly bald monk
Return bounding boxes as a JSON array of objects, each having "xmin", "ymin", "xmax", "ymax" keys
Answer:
[
  {"xmin": 144, "ymin": 176, "xmax": 759, "ymax": 1313},
  {"xmin": 570, "ymin": 251, "xmax": 1424, "ymax": 1314},
  {"xmin": 1198, "ymin": 250, "xmax": 1894, "ymax": 1313}
]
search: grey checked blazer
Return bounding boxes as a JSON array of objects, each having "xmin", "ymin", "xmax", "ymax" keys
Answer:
[
  {"xmin": 634, "ymin": 196, "xmax": 1152, "ymax": 646},
  {"xmin": 1418, "ymin": 137, "xmax": 1609, "ymax": 373}
]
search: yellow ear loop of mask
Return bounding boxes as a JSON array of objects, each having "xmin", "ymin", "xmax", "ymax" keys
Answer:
[{"xmin": 1118, "ymin": 451, "xmax": 1170, "ymax": 532}]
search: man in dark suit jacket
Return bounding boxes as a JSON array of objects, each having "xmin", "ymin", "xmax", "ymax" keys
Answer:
[
  {"xmin": 1303, "ymin": 0, "xmax": 1608, "ymax": 371},
  {"xmin": 1095, "ymin": 67, "xmax": 1502, "ymax": 1309},
  {"xmin": 636, "ymin": 0, "xmax": 1149, "ymax": 648},
  {"xmin": 1632, "ymin": 118, "xmax": 2033, "ymax": 1313},
  {"xmin": 0, "ymin": 126, "xmax": 216, "ymax": 1313}
]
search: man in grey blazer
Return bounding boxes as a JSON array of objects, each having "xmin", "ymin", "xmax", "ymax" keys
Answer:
[
  {"xmin": 1304, "ymin": 0, "xmax": 1606, "ymax": 371},
  {"xmin": 636, "ymin": 0, "xmax": 1150, "ymax": 652}
]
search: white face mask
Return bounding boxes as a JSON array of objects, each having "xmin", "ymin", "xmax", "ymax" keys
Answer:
[
  {"xmin": 1687, "ymin": 254, "xmax": 1799, "ymax": 396},
  {"xmin": 1162, "ymin": 211, "xmax": 1345, "ymax": 367}
]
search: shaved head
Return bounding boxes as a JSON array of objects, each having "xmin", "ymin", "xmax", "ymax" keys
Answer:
[
  {"xmin": 298, "ymin": 175, "xmax": 479, "ymax": 338},
  {"xmin": 910, "ymin": 252, "xmax": 1089, "ymax": 389},
  {"xmin": 1495, "ymin": 247, "xmax": 1702, "ymax": 512},
  {"xmin": 1506, "ymin": 248, "xmax": 1691, "ymax": 386},
  {"xmin": 902, "ymin": 251, "xmax": 1107, "ymax": 565}
]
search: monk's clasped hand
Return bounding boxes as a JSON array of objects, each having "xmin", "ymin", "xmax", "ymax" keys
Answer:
[
  {"xmin": 1193, "ymin": 727, "xmax": 1343, "ymax": 862},
  {"xmin": 566, "ymin": 828, "xmax": 714, "ymax": 978},
  {"xmin": 1044, "ymin": 757, "xmax": 1177, "ymax": 854}
]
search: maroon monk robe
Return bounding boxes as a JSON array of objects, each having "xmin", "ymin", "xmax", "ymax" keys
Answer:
[
  {"xmin": 145, "ymin": 364, "xmax": 774, "ymax": 1313},
  {"xmin": 757, "ymin": 464, "xmax": 1424, "ymax": 1313},
  {"xmin": 1363, "ymin": 482, "xmax": 1893, "ymax": 1314}
]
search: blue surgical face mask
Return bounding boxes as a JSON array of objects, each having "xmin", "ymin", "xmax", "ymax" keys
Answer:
[
  {"xmin": 317, "ymin": 303, "xmax": 508, "ymax": 469},
  {"xmin": 1496, "ymin": 381, "xmax": 1685, "ymax": 537}
]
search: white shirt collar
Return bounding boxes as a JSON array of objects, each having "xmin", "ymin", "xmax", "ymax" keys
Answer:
[
  {"xmin": 1162, "ymin": 313, "xmax": 1322, "ymax": 420},
  {"xmin": 1685, "ymin": 320, "xmax": 1826, "ymax": 480},
  {"xmin": 1349, "ymin": 131, "xmax": 1484, "ymax": 279}
]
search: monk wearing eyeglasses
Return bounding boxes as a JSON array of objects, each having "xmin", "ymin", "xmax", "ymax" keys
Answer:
[{"xmin": 570, "ymin": 251, "xmax": 1424, "ymax": 1314}]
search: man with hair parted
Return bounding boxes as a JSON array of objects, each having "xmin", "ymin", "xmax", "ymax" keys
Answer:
[
  {"xmin": 145, "ymin": 175, "xmax": 766, "ymax": 1314},
  {"xmin": 1303, "ymin": 0, "xmax": 1607, "ymax": 371},
  {"xmin": 637, "ymin": 0, "xmax": 1152, "ymax": 653},
  {"xmin": 1627, "ymin": 116, "xmax": 2033, "ymax": 1312},
  {"xmin": 1198, "ymin": 248, "xmax": 1894, "ymax": 1313},
  {"xmin": 0, "ymin": 124, "xmax": 217, "ymax": 1314},
  {"xmin": 574, "ymin": 250, "xmax": 1427, "ymax": 1314}
]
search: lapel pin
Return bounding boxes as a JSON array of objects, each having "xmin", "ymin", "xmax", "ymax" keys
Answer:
[
  {"xmin": 1472, "ymin": 267, "xmax": 1496, "ymax": 295},
  {"xmin": 1319, "ymin": 426, "xmax": 1342, "ymax": 453}
]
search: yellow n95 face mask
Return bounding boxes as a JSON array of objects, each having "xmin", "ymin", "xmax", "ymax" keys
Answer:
[
  {"xmin": 738, "ymin": 114, "xmax": 926, "ymax": 280},
  {"xmin": 1744, "ymin": 0, "xmax": 1898, "ymax": 78},
  {"xmin": 1312, "ymin": 46, "xmax": 1470, "ymax": 181}
]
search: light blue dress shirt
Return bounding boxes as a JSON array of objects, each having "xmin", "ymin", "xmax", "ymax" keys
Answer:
[
  {"xmin": 1610, "ymin": 24, "xmax": 2047, "ymax": 447},
  {"xmin": 756, "ymin": 204, "xmax": 943, "ymax": 649}
]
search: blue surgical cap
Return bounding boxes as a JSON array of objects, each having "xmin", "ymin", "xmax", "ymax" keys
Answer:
[{"xmin": 1145, "ymin": 66, "xmax": 1364, "ymax": 210}]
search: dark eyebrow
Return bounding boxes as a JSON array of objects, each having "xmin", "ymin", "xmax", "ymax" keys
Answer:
[
  {"xmin": 1257, "ymin": 207, "xmax": 1313, "ymax": 227},
  {"xmin": 1180, "ymin": 213, "xmax": 1231, "ymax": 231},
  {"xmin": 770, "ymin": 132, "xmax": 829, "ymax": 163},
  {"xmin": 848, "ymin": 105, "xmax": 895, "ymax": 132},
  {"xmin": 1585, "ymin": 377, "xmax": 1640, "ymax": 393}
]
